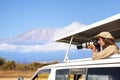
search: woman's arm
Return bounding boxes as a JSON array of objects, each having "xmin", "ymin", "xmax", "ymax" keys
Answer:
[{"xmin": 92, "ymin": 45, "xmax": 117, "ymax": 60}]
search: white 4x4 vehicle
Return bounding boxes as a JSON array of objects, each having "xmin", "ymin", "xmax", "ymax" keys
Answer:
[
  {"xmin": 31, "ymin": 14, "xmax": 120, "ymax": 80},
  {"xmin": 31, "ymin": 55, "xmax": 120, "ymax": 80}
]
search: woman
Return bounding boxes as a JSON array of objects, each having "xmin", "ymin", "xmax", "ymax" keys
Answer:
[{"xmin": 88, "ymin": 31, "xmax": 119, "ymax": 60}]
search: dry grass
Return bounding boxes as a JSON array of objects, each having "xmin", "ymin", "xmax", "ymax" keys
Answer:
[
  {"xmin": 0, "ymin": 71, "xmax": 51, "ymax": 80},
  {"xmin": 0, "ymin": 70, "xmax": 35, "ymax": 80},
  {"xmin": 0, "ymin": 70, "xmax": 35, "ymax": 77},
  {"xmin": 0, "ymin": 77, "xmax": 30, "ymax": 80}
]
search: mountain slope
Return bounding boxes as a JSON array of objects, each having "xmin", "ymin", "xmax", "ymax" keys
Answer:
[
  {"xmin": 0, "ymin": 22, "xmax": 85, "ymax": 45},
  {"xmin": 0, "ymin": 28, "xmax": 57, "ymax": 45}
]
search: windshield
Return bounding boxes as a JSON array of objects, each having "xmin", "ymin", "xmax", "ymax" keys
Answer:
[{"xmin": 32, "ymin": 69, "xmax": 51, "ymax": 80}]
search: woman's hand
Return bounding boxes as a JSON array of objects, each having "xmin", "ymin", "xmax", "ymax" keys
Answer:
[{"xmin": 88, "ymin": 44, "xmax": 96, "ymax": 53}]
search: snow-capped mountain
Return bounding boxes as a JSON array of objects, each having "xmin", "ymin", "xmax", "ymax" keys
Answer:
[
  {"xmin": 0, "ymin": 28, "xmax": 57, "ymax": 45},
  {"xmin": 0, "ymin": 22, "xmax": 85, "ymax": 45}
]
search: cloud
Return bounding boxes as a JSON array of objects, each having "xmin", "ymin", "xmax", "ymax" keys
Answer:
[
  {"xmin": 16, "ymin": 42, "xmax": 71, "ymax": 52},
  {"xmin": 0, "ymin": 42, "xmax": 76, "ymax": 53},
  {"xmin": 53, "ymin": 21, "xmax": 86, "ymax": 39},
  {"xmin": 0, "ymin": 43, "xmax": 16, "ymax": 52}
]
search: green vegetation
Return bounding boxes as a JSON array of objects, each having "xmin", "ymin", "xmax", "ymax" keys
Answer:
[{"xmin": 0, "ymin": 57, "xmax": 58, "ymax": 71}]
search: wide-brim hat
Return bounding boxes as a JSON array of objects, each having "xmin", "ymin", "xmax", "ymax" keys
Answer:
[{"xmin": 95, "ymin": 31, "xmax": 115, "ymax": 40}]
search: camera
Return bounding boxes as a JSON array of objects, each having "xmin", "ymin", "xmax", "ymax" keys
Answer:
[{"xmin": 77, "ymin": 39, "xmax": 100, "ymax": 51}]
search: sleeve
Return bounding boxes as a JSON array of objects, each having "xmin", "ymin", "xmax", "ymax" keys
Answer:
[{"xmin": 92, "ymin": 45, "xmax": 117, "ymax": 60}]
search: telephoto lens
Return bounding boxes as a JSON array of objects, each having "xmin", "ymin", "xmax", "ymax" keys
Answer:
[
  {"xmin": 77, "ymin": 42, "xmax": 90, "ymax": 49},
  {"xmin": 77, "ymin": 39, "xmax": 100, "ymax": 51}
]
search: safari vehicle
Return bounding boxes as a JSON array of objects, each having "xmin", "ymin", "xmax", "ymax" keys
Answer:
[{"xmin": 31, "ymin": 14, "xmax": 120, "ymax": 80}]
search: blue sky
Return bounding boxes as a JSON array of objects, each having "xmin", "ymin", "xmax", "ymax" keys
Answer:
[
  {"xmin": 0, "ymin": 0, "xmax": 120, "ymax": 63},
  {"xmin": 0, "ymin": 0, "xmax": 120, "ymax": 38}
]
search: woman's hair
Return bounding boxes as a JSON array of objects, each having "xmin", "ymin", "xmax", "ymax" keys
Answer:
[{"xmin": 102, "ymin": 37, "xmax": 119, "ymax": 50}]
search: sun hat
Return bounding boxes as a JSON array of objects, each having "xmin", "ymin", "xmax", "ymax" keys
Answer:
[{"xmin": 95, "ymin": 31, "xmax": 115, "ymax": 40}]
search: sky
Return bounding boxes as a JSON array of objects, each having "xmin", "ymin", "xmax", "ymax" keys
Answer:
[
  {"xmin": 0, "ymin": 0, "xmax": 120, "ymax": 63},
  {"xmin": 0, "ymin": 0, "xmax": 120, "ymax": 39}
]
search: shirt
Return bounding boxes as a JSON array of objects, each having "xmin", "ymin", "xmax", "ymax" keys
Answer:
[{"xmin": 92, "ymin": 45, "xmax": 119, "ymax": 60}]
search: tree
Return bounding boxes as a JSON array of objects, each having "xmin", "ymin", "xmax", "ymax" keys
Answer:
[
  {"xmin": 0, "ymin": 57, "xmax": 6, "ymax": 66},
  {"xmin": 2, "ymin": 60, "xmax": 16, "ymax": 71},
  {"xmin": 30, "ymin": 62, "xmax": 43, "ymax": 71}
]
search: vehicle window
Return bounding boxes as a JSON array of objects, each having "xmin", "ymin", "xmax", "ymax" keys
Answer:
[
  {"xmin": 87, "ymin": 67, "xmax": 120, "ymax": 80},
  {"xmin": 34, "ymin": 69, "xmax": 51, "ymax": 80},
  {"xmin": 73, "ymin": 74, "xmax": 84, "ymax": 80},
  {"xmin": 87, "ymin": 75, "xmax": 111, "ymax": 80},
  {"xmin": 36, "ymin": 73, "xmax": 49, "ymax": 80},
  {"xmin": 70, "ymin": 74, "xmax": 74, "ymax": 80},
  {"xmin": 71, "ymin": 68, "xmax": 86, "ymax": 80},
  {"xmin": 56, "ymin": 69, "xmax": 70, "ymax": 80},
  {"xmin": 56, "ymin": 68, "xmax": 86, "ymax": 80}
]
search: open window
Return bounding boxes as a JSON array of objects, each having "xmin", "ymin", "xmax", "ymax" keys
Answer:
[{"xmin": 56, "ymin": 68, "xmax": 86, "ymax": 80}]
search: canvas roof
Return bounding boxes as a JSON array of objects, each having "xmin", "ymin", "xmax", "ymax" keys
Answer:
[{"xmin": 54, "ymin": 14, "xmax": 120, "ymax": 45}]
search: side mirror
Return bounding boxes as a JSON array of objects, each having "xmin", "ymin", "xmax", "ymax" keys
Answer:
[{"xmin": 18, "ymin": 76, "xmax": 24, "ymax": 80}]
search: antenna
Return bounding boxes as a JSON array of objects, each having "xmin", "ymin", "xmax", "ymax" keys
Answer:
[{"xmin": 63, "ymin": 36, "xmax": 74, "ymax": 62}]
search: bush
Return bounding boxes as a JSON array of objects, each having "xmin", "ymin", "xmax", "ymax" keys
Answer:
[
  {"xmin": 0, "ymin": 57, "xmax": 58, "ymax": 71},
  {"xmin": 0, "ymin": 57, "xmax": 6, "ymax": 66}
]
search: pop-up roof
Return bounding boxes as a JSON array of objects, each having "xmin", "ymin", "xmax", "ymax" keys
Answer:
[{"xmin": 54, "ymin": 14, "xmax": 120, "ymax": 45}]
